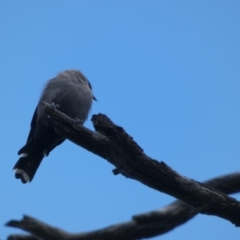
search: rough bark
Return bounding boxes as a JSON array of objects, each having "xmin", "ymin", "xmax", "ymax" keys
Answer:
[
  {"xmin": 6, "ymin": 173, "xmax": 240, "ymax": 240},
  {"xmin": 6, "ymin": 103, "xmax": 240, "ymax": 239},
  {"xmin": 45, "ymin": 104, "xmax": 240, "ymax": 225}
]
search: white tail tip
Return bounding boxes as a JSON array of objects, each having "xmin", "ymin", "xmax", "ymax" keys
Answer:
[
  {"xmin": 15, "ymin": 169, "xmax": 30, "ymax": 183},
  {"xmin": 19, "ymin": 153, "xmax": 28, "ymax": 158}
]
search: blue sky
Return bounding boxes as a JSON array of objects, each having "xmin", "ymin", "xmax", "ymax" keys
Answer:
[{"xmin": 1, "ymin": 1, "xmax": 240, "ymax": 239}]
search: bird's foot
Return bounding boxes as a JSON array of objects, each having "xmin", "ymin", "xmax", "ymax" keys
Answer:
[
  {"xmin": 42, "ymin": 101, "xmax": 60, "ymax": 109},
  {"xmin": 50, "ymin": 102, "xmax": 60, "ymax": 109},
  {"xmin": 74, "ymin": 117, "xmax": 84, "ymax": 125}
]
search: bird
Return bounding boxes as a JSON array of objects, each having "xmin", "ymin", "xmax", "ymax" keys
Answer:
[{"xmin": 13, "ymin": 69, "xmax": 96, "ymax": 183}]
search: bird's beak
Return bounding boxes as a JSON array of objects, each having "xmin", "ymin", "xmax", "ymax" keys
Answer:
[{"xmin": 93, "ymin": 95, "xmax": 97, "ymax": 101}]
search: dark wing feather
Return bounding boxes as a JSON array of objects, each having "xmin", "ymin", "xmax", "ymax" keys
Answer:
[{"xmin": 18, "ymin": 106, "xmax": 38, "ymax": 155}]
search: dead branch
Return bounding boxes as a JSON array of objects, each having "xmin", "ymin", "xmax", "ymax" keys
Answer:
[
  {"xmin": 6, "ymin": 103, "xmax": 240, "ymax": 239},
  {"xmin": 42, "ymin": 103, "xmax": 240, "ymax": 225},
  {"xmin": 6, "ymin": 172, "xmax": 240, "ymax": 240}
]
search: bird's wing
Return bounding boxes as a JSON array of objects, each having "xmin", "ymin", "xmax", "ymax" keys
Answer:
[
  {"xmin": 26, "ymin": 106, "xmax": 38, "ymax": 143},
  {"xmin": 17, "ymin": 106, "xmax": 38, "ymax": 155}
]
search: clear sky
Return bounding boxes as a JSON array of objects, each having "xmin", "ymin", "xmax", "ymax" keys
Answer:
[{"xmin": 1, "ymin": 1, "xmax": 240, "ymax": 239}]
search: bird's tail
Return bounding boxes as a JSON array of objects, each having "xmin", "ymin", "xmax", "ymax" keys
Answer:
[{"xmin": 13, "ymin": 153, "xmax": 44, "ymax": 183}]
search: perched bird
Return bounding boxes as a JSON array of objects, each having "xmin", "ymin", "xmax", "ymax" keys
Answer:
[{"xmin": 13, "ymin": 69, "xmax": 96, "ymax": 183}]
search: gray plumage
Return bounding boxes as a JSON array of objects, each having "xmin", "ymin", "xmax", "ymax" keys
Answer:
[{"xmin": 13, "ymin": 69, "xmax": 96, "ymax": 183}]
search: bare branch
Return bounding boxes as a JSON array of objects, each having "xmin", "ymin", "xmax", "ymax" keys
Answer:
[
  {"xmin": 6, "ymin": 215, "xmax": 71, "ymax": 240},
  {"xmin": 41, "ymin": 104, "xmax": 240, "ymax": 225},
  {"xmin": 132, "ymin": 171, "xmax": 240, "ymax": 237},
  {"xmin": 6, "ymin": 172, "xmax": 240, "ymax": 240},
  {"xmin": 7, "ymin": 104, "xmax": 240, "ymax": 239}
]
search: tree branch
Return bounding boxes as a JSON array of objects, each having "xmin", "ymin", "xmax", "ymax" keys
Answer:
[
  {"xmin": 6, "ymin": 172, "xmax": 240, "ymax": 240},
  {"xmin": 41, "ymin": 103, "xmax": 240, "ymax": 225},
  {"xmin": 7, "ymin": 104, "xmax": 240, "ymax": 239}
]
